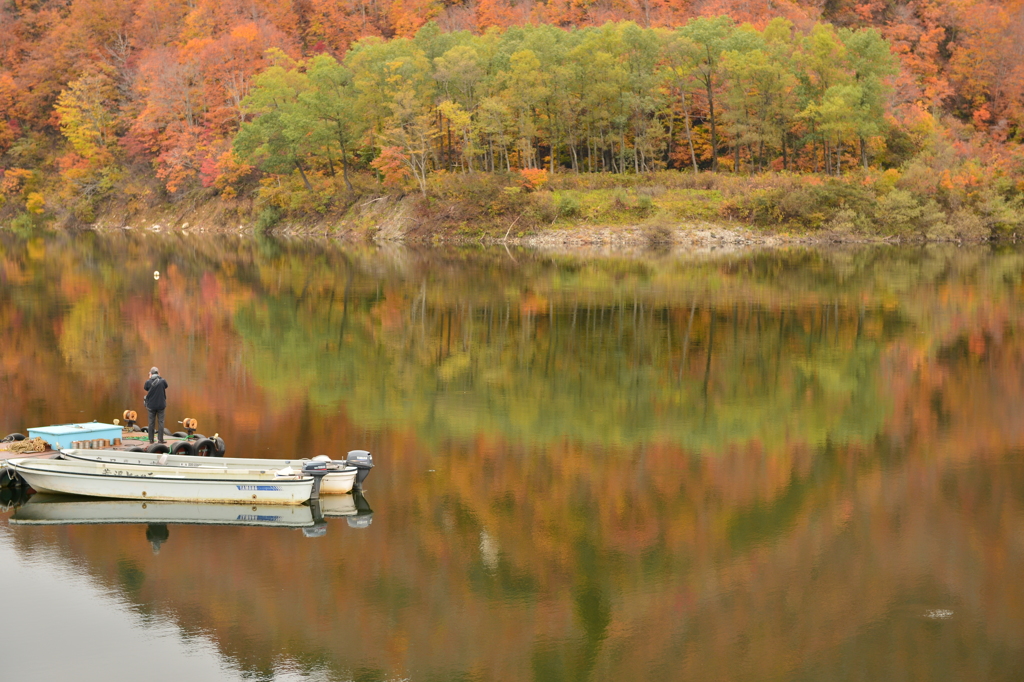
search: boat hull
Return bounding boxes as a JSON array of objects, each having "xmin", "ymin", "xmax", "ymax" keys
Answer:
[
  {"xmin": 319, "ymin": 469, "xmax": 356, "ymax": 494},
  {"xmin": 62, "ymin": 449, "xmax": 358, "ymax": 494},
  {"xmin": 9, "ymin": 460, "xmax": 313, "ymax": 505},
  {"xmin": 10, "ymin": 495, "xmax": 316, "ymax": 527}
]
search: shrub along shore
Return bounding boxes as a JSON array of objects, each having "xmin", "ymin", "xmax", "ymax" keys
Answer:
[{"xmin": 67, "ymin": 168, "xmax": 1022, "ymax": 248}]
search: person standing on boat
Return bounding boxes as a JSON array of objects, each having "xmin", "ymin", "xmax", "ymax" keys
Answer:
[{"xmin": 144, "ymin": 367, "xmax": 169, "ymax": 444}]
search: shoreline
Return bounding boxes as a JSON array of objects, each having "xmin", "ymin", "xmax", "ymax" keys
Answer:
[
  {"xmin": 13, "ymin": 170, "xmax": 1019, "ymax": 250},
  {"xmin": 77, "ymin": 217, "xmax": 986, "ymax": 255}
]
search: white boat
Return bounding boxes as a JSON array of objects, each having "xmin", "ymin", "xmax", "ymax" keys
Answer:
[
  {"xmin": 319, "ymin": 492, "xmax": 374, "ymax": 529},
  {"xmin": 9, "ymin": 494, "xmax": 318, "ymax": 528},
  {"xmin": 5, "ymin": 457, "xmax": 315, "ymax": 505},
  {"xmin": 59, "ymin": 448, "xmax": 367, "ymax": 495}
]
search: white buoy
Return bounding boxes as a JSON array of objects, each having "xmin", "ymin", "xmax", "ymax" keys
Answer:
[
  {"xmin": 157, "ymin": 453, "xmax": 168, "ymax": 465},
  {"xmin": 153, "ymin": 270, "xmax": 160, "ymax": 280}
]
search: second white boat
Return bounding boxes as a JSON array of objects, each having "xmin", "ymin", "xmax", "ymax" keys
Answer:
[{"xmin": 58, "ymin": 448, "xmax": 372, "ymax": 494}]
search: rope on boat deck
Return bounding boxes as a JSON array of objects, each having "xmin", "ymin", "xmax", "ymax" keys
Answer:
[{"xmin": 5, "ymin": 437, "xmax": 49, "ymax": 454}]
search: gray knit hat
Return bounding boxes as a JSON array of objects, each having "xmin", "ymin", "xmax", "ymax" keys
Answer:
[{"xmin": 150, "ymin": 367, "xmax": 159, "ymax": 375}]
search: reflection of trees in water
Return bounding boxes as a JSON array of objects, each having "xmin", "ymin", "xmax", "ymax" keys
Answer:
[
  {"xmin": 236, "ymin": 289, "xmax": 894, "ymax": 454},
  {"xmin": 3, "ymin": 233, "xmax": 1023, "ymax": 455},
  {"xmin": 3, "ymin": 235, "xmax": 1024, "ymax": 678},
  {"xmin": 7, "ymin": 442, "xmax": 1024, "ymax": 681}
]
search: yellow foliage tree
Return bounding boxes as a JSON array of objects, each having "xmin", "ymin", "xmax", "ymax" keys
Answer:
[
  {"xmin": 55, "ymin": 69, "xmax": 120, "ymax": 165},
  {"xmin": 25, "ymin": 192, "xmax": 45, "ymax": 214}
]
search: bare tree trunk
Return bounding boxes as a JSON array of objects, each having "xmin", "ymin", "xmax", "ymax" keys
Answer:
[
  {"xmin": 437, "ymin": 110, "xmax": 445, "ymax": 168},
  {"xmin": 339, "ymin": 143, "xmax": 353, "ymax": 192},
  {"xmin": 413, "ymin": 155, "xmax": 428, "ymax": 196},
  {"xmin": 706, "ymin": 79, "xmax": 718, "ymax": 172},
  {"xmin": 324, "ymin": 146, "xmax": 336, "ymax": 177},
  {"xmin": 666, "ymin": 112, "xmax": 674, "ymax": 168},
  {"xmin": 447, "ymin": 117, "xmax": 454, "ymax": 171},
  {"xmin": 294, "ymin": 159, "xmax": 313, "ymax": 191},
  {"xmin": 683, "ymin": 92, "xmax": 698, "ymax": 173}
]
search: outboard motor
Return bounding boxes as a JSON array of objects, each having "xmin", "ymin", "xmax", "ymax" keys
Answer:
[
  {"xmin": 347, "ymin": 491, "xmax": 374, "ymax": 529},
  {"xmin": 302, "ymin": 522, "xmax": 328, "ymax": 538},
  {"xmin": 302, "ymin": 461, "xmax": 332, "ymax": 500},
  {"xmin": 345, "ymin": 450, "xmax": 374, "ymax": 491},
  {"xmin": 305, "ymin": 500, "xmax": 329, "ymax": 538}
]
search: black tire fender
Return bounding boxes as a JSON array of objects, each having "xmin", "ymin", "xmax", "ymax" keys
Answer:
[
  {"xmin": 193, "ymin": 438, "xmax": 217, "ymax": 457},
  {"xmin": 146, "ymin": 443, "xmax": 170, "ymax": 454},
  {"xmin": 171, "ymin": 432, "xmax": 188, "ymax": 439},
  {"xmin": 212, "ymin": 436, "xmax": 226, "ymax": 457},
  {"xmin": 171, "ymin": 441, "xmax": 195, "ymax": 456},
  {"xmin": 128, "ymin": 447, "xmax": 146, "ymax": 452}
]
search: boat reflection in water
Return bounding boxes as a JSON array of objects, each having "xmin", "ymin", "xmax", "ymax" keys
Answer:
[
  {"xmin": 8, "ymin": 492, "xmax": 374, "ymax": 546},
  {"xmin": 318, "ymin": 491, "xmax": 374, "ymax": 528}
]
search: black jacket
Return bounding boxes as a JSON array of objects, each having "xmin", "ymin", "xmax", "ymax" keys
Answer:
[{"xmin": 144, "ymin": 376, "xmax": 169, "ymax": 411}]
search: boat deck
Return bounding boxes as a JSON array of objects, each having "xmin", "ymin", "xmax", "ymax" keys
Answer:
[
  {"xmin": 0, "ymin": 433, "xmax": 206, "ymax": 463},
  {"xmin": 0, "ymin": 442, "xmax": 59, "ymax": 460}
]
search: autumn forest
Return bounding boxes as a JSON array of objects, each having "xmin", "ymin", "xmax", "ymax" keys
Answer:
[{"xmin": 2, "ymin": 0, "xmax": 1024, "ymax": 236}]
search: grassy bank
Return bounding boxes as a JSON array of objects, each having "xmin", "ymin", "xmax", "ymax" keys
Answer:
[{"xmin": 5, "ymin": 168, "xmax": 1024, "ymax": 246}]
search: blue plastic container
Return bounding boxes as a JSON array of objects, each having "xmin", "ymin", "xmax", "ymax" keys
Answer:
[{"xmin": 27, "ymin": 422, "xmax": 122, "ymax": 449}]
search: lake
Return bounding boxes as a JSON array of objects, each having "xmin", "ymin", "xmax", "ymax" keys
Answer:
[{"xmin": 1, "ymin": 231, "xmax": 1023, "ymax": 681}]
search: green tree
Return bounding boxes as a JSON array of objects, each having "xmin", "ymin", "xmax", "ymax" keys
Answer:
[
  {"xmin": 304, "ymin": 54, "xmax": 363, "ymax": 192},
  {"xmin": 795, "ymin": 24, "xmax": 851, "ymax": 175},
  {"xmin": 501, "ymin": 49, "xmax": 549, "ymax": 169},
  {"xmin": 721, "ymin": 25, "xmax": 799, "ymax": 171},
  {"xmin": 662, "ymin": 31, "xmax": 702, "ymax": 172},
  {"xmin": 840, "ymin": 28, "xmax": 898, "ymax": 169},
  {"xmin": 235, "ymin": 50, "xmax": 321, "ymax": 191},
  {"xmin": 678, "ymin": 16, "xmax": 735, "ymax": 172}
]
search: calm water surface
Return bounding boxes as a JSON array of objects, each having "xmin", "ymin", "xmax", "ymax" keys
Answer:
[{"xmin": 1, "ymin": 232, "xmax": 1023, "ymax": 681}]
